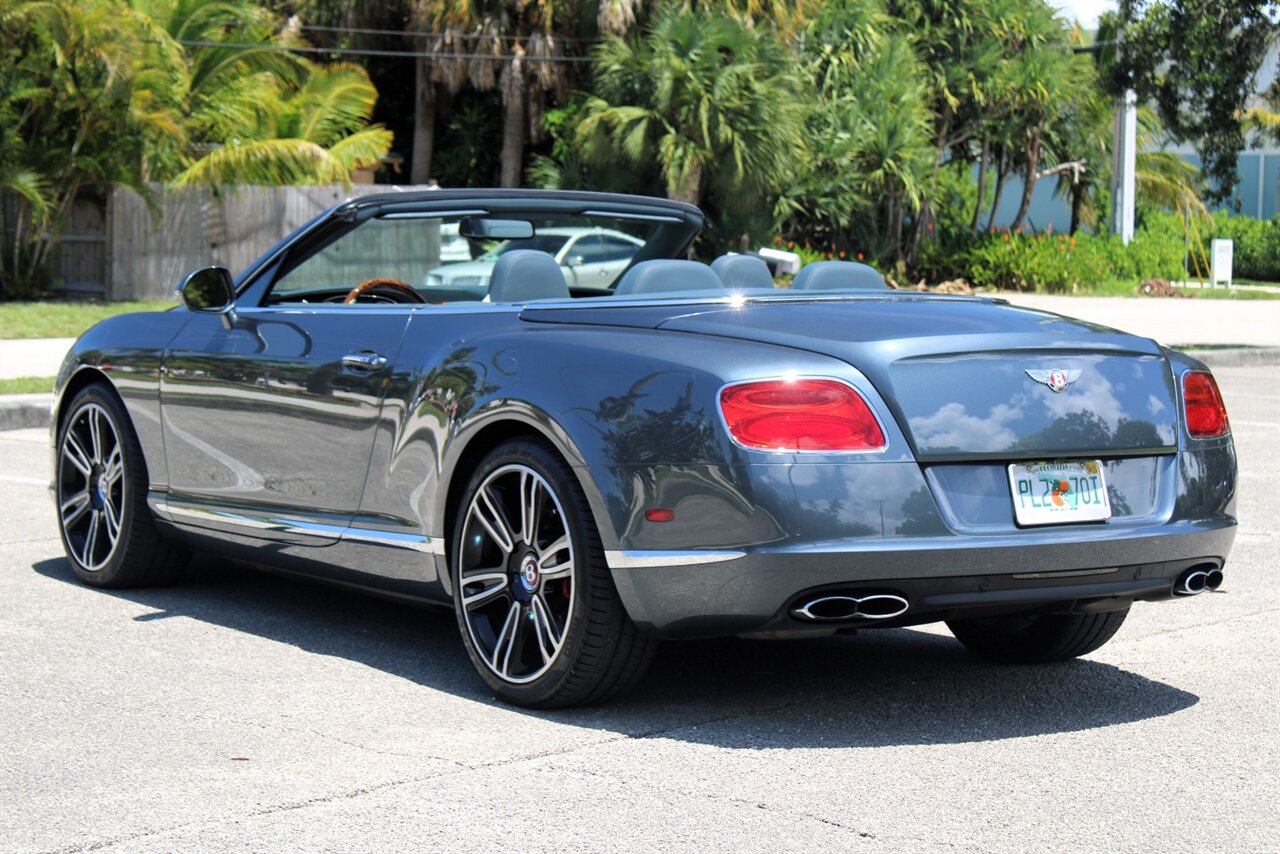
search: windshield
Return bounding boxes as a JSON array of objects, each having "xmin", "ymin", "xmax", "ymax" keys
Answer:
[{"xmin": 266, "ymin": 210, "xmax": 676, "ymax": 305}]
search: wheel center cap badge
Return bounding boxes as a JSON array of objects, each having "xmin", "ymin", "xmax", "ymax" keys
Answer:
[
  {"xmin": 1026, "ymin": 368, "xmax": 1081, "ymax": 393},
  {"xmin": 519, "ymin": 555, "xmax": 541, "ymax": 591}
]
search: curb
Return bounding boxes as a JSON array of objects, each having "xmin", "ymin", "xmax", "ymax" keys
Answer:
[
  {"xmin": 0, "ymin": 394, "xmax": 52, "ymax": 432},
  {"xmin": 1177, "ymin": 347, "xmax": 1280, "ymax": 368},
  {"xmin": 2, "ymin": 348, "xmax": 1275, "ymax": 433}
]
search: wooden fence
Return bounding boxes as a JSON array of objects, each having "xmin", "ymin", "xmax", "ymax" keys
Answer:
[{"xmin": 50, "ymin": 184, "xmax": 436, "ymax": 301}]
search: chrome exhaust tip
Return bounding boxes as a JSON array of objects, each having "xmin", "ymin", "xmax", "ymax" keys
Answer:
[
  {"xmin": 1205, "ymin": 569, "xmax": 1224, "ymax": 591},
  {"xmin": 793, "ymin": 593, "xmax": 909, "ymax": 622},
  {"xmin": 1175, "ymin": 567, "xmax": 1210, "ymax": 596}
]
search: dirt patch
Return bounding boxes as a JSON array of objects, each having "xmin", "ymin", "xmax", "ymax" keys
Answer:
[{"xmin": 1137, "ymin": 278, "xmax": 1191, "ymax": 298}]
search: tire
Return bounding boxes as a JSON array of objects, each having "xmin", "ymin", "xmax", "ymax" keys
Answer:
[
  {"xmin": 451, "ymin": 439, "xmax": 656, "ymax": 708},
  {"xmin": 55, "ymin": 384, "xmax": 187, "ymax": 588},
  {"xmin": 946, "ymin": 608, "xmax": 1129, "ymax": 664}
]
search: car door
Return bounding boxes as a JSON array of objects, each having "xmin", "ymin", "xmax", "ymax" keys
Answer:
[
  {"xmin": 160, "ymin": 217, "xmax": 420, "ymax": 548},
  {"xmin": 162, "ymin": 306, "xmax": 411, "ymax": 545}
]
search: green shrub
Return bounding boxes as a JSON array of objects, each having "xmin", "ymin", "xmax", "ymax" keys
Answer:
[
  {"xmin": 965, "ymin": 213, "xmax": 1187, "ymax": 293},
  {"xmin": 1206, "ymin": 212, "xmax": 1280, "ymax": 281}
]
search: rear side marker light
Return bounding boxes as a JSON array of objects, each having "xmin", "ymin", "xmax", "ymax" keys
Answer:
[
  {"xmin": 645, "ymin": 508, "xmax": 675, "ymax": 523},
  {"xmin": 719, "ymin": 379, "xmax": 886, "ymax": 452},
  {"xmin": 1182, "ymin": 371, "xmax": 1230, "ymax": 438}
]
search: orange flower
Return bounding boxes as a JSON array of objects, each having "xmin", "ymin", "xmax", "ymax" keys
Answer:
[
  {"xmin": 1003, "ymin": 234, "xmax": 1010, "ymax": 242},
  {"xmin": 839, "ymin": 250, "xmax": 847, "ymax": 259},
  {"xmin": 857, "ymin": 252, "xmax": 864, "ymax": 261}
]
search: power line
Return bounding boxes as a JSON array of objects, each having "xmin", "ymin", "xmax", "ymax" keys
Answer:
[
  {"xmin": 290, "ymin": 20, "xmax": 605, "ymax": 45},
  {"xmin": 175, "ymin": 38, "xmax": 597, "ymax": 63},
  {"xmin": 149, "ymin": 14, "xmax": 604, "ymax": 45}
]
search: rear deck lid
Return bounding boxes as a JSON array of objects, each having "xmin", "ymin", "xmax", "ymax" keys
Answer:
[{"xmin": 646, "ymin": 295, "xmax": 1179, "ymax": 461}]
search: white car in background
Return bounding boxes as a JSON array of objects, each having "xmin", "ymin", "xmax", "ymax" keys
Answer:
[{"xmin": 425, "ymin": 227, "xmax": 645, "ymax": 291}]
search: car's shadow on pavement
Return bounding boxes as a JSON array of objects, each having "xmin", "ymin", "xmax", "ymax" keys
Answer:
[{"xmin": 34, "ymin": 555, "xmax": 1198, "ymax": 748}]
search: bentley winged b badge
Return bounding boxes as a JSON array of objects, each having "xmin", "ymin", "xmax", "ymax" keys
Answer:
[{"xmin": 1026, "ymin": 368, "xmax": 1081, "ymax": 393}]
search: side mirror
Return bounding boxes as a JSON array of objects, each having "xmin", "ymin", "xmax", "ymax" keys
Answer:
[{"xmin": 178, "ymin": 266, "xmax": 235, "ymax": 312}]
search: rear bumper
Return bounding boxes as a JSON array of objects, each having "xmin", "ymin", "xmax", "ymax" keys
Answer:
[{"xmin": 607, "ymin": 520, "xmax": 1236, "ymax": 638}]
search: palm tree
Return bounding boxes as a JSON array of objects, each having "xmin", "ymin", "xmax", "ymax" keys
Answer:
[
  {"xmin": 576, "ymin": 4, "xmax": 806, "ymax": 227},
  {"xmin": 786, "ymin": 6, "xmax": 933, "ymax": 257},
  {"xmin": 172, "ymin": 63, "xmax": 393, "ymax": 186},
  {"xmin": 1, "ymin": 0, "xmax": 185, "ymax": 294}
]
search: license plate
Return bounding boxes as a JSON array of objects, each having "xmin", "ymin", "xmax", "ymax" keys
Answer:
[{"xmin": 1008, "ymin": 460, "xmax": 1111, "ymax": 526}]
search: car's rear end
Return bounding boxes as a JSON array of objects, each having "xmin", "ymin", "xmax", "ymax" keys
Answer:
[{"xmin": 563, "ymin": 294, "xmax": 1236, "ymax": 651}]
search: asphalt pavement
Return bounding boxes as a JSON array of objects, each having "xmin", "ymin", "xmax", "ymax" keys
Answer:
[{"xmin": 1, "ymin": 365, "xmax": 1278, "ymax": 851}]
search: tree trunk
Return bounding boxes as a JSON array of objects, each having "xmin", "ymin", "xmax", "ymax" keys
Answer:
[
  {"xmin": 985, "ymin": 154, "xmax": 1008, "ymax": 233},
  {"xmin": 671, "ymin": 160, "xmax": 703, "ymax": 206},
  {"xmin": 1069, "ymin": 182, "xmax": 1084, "ymax": 234},
  {"xmin": 1010, "ymin": 129, "xmax": 1042, "ymax": 231},
  {"xmin": 971, "ymin": 137, "xmax": 990, "ymax": 234},
  {"xmin": 499, "ymin": 59, "xmax": 527, "ymax": 189},
  {"xmin": 410, "ymin": 56, "xmax": 436, "ymax": 185},
  {"xmin": 929, "ymin": 104, "xmax": 953, "ymax": 194}
]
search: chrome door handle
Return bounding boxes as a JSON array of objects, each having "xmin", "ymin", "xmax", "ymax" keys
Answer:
[{"xmin": 341, "ymin": 351, "xmax": 388, "ymax": 372}]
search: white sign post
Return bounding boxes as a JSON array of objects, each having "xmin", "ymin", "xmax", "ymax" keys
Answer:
[{"xmin": 1211, "ymin": 239, "xmax": 1233, "ymax": 288}]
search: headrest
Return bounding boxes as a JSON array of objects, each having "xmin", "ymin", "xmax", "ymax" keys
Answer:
[
  {"xmin": 613, "ymin": 260, "xmax": 727, "ymax": 296},
  {"xmin": 487, "ymin": 250, "xmax": 570, "ymax": 303},
  {"xmin": 791, "ymin": 261, "xmax": 888, "ymax": 291},
  {"xmin": 710, "ymin": 254, "xmax": 774, "ymax": 290}
]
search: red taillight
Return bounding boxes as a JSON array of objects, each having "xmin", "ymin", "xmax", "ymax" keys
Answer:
[
  {"xmin": 719, "ymin": 379, "xmax": 885, "ymax": 452},
  {"xmin": 1182, "ymin": 371, "xmax": 1230, "ymax": 438}
]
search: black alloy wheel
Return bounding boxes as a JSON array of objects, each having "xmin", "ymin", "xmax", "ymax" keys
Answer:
[
  {"xmin": 56, "ymin": 384, "xmax": 186, "ymax": 587},
  {"xmin": 452, "ymin": 439, "xmax": 655, "ymax": 708}
]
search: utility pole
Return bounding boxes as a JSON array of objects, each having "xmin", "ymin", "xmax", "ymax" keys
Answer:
[{"xmin": 1112, "ymin": 88, "xmax": 1138, "ymax": 244}]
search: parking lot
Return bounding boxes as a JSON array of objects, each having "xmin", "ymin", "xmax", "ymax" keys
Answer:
[{"xmin": 2, "ymin": 364, "xmax": 1277, "ymax": 852}]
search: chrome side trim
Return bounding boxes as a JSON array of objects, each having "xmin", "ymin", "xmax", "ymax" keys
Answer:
[
  {"xmin": 165, "ymin": 503, "xmax": 347, "ymax": 538},
  {"xmin": 605, "ymin": 549, "xmax": 746, "ymax": 569},
  {"xmin": 164, "ymin": 502, "xmax": 444, "ymax": 553},
  {"xmin": 342, "ymin": 526, "xmax": 444, "ymax": 554}
]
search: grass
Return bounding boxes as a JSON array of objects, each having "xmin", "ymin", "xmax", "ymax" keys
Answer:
[
  {"xmin": 0, "ymin": 376, "xmax": 56, "ymax": 394},
  {"xmin": 1078, "ymin": 279, "xmax": 1280, "ymax": 299},
  {"xmin": 0, "ymin": 299, "xmax": 177, "ymax": 340}
]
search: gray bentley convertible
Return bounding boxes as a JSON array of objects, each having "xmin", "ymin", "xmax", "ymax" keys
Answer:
[{"xmin": 52, "ymin": 190, "xmax": 1236, "ymax": 707}]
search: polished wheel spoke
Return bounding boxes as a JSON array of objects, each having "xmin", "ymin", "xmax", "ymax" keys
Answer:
[
  {"xmin": 88, "ymin": 407, "xmax": 105, "ymax": 462},
  {"xmin": 63, "ymin": 432, "xmax": 93, "ymax": 477},
  {"xmin": 61, "ymin": 489, "xmax": 92, "ymax": 528},
  {"xmin": 81, "ymin": 512, "xmax": 101, "ymax": 566},
  {"xmin": 102, "ymin": 497, "xmax": 122, "ymax": 544},
  {"xmin": 539, "ymin": 534, "xmax": 573, "ymax": 581},
  {"xmin": 460, "ymin": 571, "xmax": 509, "ymax": 610},
  {"xmin": 530, "ymin": 594, "xmax": 564, "ymax": 664},
  {"xmin": 519, "ymin": 470, "xmax": 541, "ymax": 546},
  {"xmin": 473, "ymin": 486, "xmax": 515, "ymax": 554},
  {"xmin": 102, "ymin": 446, "xmax": 124, "ymax": 488},
  {"xmin": 490, "ymin": 601, "xmax": 521, "ymax": 678}
]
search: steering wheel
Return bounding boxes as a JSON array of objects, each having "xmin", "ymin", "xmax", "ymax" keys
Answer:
[{"xmin": 343, "ymin": 277, "xmax": 428, "ymax": 304}]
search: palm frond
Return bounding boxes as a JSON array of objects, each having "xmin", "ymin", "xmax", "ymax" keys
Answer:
[
  {"xmin": 296, "ymin": 63, "xmax": 380, "ymax": 146},
  {"xmin": 325, "ymin": 126, "xmax": 393, "ymax": 172},
  {"xmin": 172, "ymin": 138, "xmax": 346, "ymax": 186}
]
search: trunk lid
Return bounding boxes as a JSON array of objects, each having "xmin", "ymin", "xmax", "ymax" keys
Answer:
[{"xmin": 525, "ymin": 295, "xmax": 1179, "ymax": 461}]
